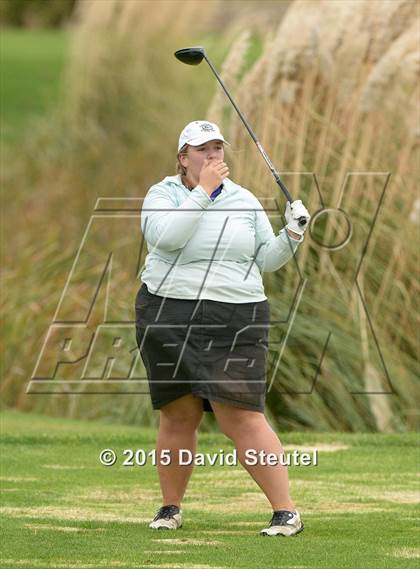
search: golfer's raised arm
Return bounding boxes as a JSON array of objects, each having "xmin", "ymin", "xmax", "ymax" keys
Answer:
[{"xmin": 141, "ymin": 183, "xmax": 211, "ymax": 251}]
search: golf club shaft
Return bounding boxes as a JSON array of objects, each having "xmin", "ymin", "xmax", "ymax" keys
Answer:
[{"xmin": 204, "ymin": 54, "xmax": 294, "ymax": 204}]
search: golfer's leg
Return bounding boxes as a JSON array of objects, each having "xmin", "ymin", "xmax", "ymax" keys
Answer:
[
  {"xmin": 210, "ymin": 401, "xmax": 294, "ymax": 511},
  {"xmin": 156, "ymin": 394, "xmax": 203, "ymax": 507}
]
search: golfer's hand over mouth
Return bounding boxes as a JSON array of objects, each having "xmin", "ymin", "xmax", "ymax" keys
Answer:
[{"xmin": 199, "ymin": 159, "xmax": 229, "ymax": 195}]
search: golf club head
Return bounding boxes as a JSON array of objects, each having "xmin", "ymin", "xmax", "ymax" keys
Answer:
[{"xmin": 174, "ymin": 47, "xmax": 205, "ymax": 66}]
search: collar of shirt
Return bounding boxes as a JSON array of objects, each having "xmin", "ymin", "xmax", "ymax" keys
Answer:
[
  {"xmin": 209, "ymin": 184, "xmax": 223, "ymax": 201},
  {"xmin": 179, "ymin": 175, "xmax": 225, "ymax": 201}
]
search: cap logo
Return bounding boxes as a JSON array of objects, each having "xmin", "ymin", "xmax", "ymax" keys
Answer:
[{"xmin": 200, "ymin": 123, "xmax": 215, "ymax": 132}]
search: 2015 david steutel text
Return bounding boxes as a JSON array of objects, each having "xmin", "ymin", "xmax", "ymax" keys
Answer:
[{"xmin": 100, "ymin": 448, "xmax": 319, "ymax": 467}]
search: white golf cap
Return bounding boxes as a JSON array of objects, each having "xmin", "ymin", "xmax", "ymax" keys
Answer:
[{"xmin": 178, "ymin": 120, "xmax": 228, "ymax": 152}]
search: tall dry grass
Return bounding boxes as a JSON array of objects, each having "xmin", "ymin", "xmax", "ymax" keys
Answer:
[
  {"xmin": 224, "ymin": 0, "xmax": 419, "ymax": 431},
  {"xmin": 1, "ymin": 0, "xmax": 418, "ymax": 431},
  {"xmin": 1, "ymin": 0, "xmax": 287, "ymax": 429},
  {"xmin": 207, "ymin": 29, "xmax": 253, "ymax": 127}
]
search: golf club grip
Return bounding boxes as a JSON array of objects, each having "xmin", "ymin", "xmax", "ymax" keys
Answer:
[
  {"xmin": 275, "ymin": 177, "xmax": 307, "ymax": 227},
  {"xmin": 275, "ymin": 177, "xmax": 308, "ymax": 229}
]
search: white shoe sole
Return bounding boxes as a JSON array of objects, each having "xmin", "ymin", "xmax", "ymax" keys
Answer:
[
  {"xmin": 260, "ymin": 522, "xmax": 304, "ymax": 537},
  {"xmin": 149, "ymin": 523, "xmax": 182, "ymax": 530},
  {"xmin": 149, "ymin": 514, "xmax": 182, "ymax": 530}
]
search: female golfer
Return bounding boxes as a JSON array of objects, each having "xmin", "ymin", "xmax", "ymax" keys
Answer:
[{"xmin": 135, "ymin": 120, "xmax": 310, "ymax": 536}]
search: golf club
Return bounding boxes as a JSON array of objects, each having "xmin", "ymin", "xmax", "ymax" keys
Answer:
[{"xmin": 174, "ymin": 46, "xmax": 307, "ymax": 227}]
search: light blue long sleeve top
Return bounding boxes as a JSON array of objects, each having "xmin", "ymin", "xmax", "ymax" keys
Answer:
[{"xmin": 140, "ymin": 175, "xmax": 301, "ymax": 303}]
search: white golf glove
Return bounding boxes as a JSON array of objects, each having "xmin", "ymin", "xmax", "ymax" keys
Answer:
[{"xmin": 285, "ymin": 200, "xmax": 311, "ymax": 237}]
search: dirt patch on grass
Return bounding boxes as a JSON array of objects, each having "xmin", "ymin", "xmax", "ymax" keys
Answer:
[
  {"xmin": 290, "ymin": 479, "xmax": 416, "ymax": 511},
  {"xmin": 0, "ymin": 561, "xmax": 223, "ymax": 568},
  {"xmin": 0, "ymin": 506, "xmax": 150, "ymax": 524},
  {"xmin": 377, "ymin": 491, "xmax": 419, "ymax": 504},
  {"xmin": 0, "ymin": 562, "xmax": 205, "ymax": 568},
  {"xmin": 139, "ymin": 566, "xmax": 227, "ymax": 569},
  {"xmin": 230, "ymin": 521, "xmax": 260, "ymax": 526},
  {"xmin": 283, "ymin": 444, "xmax": 349, "ymax": 453},
  {"xmin": 70, "ymin": 488, "xmax": 161, "ymax": 504},
  {"xmin": 24, "ymin": 523, "xmax": 105, "ymax": 533},
  {"xmin": 152, "ymin": 538, "xmax": 222, "ymax": 546},
  {"xmin": 339, "ymin": 472, "xmax": 418, "ymax": 481},
  {"xmin": 201, "ymin": 530, "xmax": 256, "ymax": 535},
  {"xmin": 305, "ymin": 503, "xmax": 388, "ymax": 513},
  {"xmin": 391, "ymin": 547, "xmax": 420, "ymax": 559},
  {"xmin": 143, "ymin": 550, "xmax": 187, "ymax": 554},
  {"xmin": 42, "ymin": 465, "xmax": 84, "ymax": 470},
  {"xmin": 0, "ymin": 477, "xmax": 38, "ymax": 482},
  {"xmin": 133, "ymin": 566, "xmax": 227, "ymax": 569},
  {"xmin": 0, "ymin": 562, "xmax": 141, "ymax": 568}
]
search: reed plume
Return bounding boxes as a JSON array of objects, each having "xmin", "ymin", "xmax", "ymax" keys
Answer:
[{"xmin": 220, "ymin": 0, "xmax": 419, "ymax": 431}]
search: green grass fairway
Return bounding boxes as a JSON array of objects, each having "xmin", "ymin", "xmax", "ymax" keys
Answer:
[
  {"xmin": 1, "ymin": 411, "xmax": 419, "ymax": 568},
  {"xmin": 0, "ymin": 30, "xmax": 68, "ymax": 144}
]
